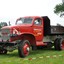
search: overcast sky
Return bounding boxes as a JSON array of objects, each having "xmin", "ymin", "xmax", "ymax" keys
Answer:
[{"xmin": 0, "ymin": 0, "xmax": 64, "ymax": 26}]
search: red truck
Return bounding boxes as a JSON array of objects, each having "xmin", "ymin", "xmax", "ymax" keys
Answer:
[{"xmin": 0, "ymin": 16, "xmax": 64, "ymax": 58}]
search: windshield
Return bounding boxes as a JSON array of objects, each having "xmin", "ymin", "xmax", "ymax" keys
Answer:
[{"xmin": 16, "ymin": 18, "xmax": 33, "ymax": 25}]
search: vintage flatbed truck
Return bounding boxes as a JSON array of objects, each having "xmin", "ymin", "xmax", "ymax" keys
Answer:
[{"xmin": 0, "ymin": 16, "xmax": 64, "ymax": 58}]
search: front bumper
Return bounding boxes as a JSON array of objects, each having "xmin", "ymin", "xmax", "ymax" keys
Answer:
[
  {"xmin": 0, "ymin": 42, "xmax": 17, "ymax": 46},
  {"xmin": 0, "ymin": 41, "xmax": 18, "ymax": 51}
]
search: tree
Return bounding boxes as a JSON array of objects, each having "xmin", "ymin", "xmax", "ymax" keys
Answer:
[
  {"xmin": 0, "ymin": 22, "xmax": 8, "ymax": 29},
  {"xmin": 54, "ymin": 3, "xmax": 64, "ymax": 17}
]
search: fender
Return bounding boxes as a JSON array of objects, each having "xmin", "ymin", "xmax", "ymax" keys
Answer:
[{"xmin": 20, "ymin": 32, "xmax": 36, "ymax": 46}]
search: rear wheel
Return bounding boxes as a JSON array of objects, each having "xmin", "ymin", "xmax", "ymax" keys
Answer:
[
  {"xmin": 54, "ymin": 38, "xmax": 64, "ymax": 50},
  {"xmin": 60, "ymin": 39, "xmax": 64, "ymax": 50},
  {"xmin": 18, "ymin": 40, "xmax": 30, "ymax": 58}
]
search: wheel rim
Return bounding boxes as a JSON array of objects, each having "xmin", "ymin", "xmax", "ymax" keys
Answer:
[
  {"xmin": 23, "ymin": 43, "xmax": 30, "ymax": 56},
  {"xmin": 61, "ymin": 40, "xmax": 64, "ymax": 50}
]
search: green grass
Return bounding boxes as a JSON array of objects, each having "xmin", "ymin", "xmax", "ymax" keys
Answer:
[{"xmin": 0, "ymin": 49, "xmax": 64, "ymax": 64}]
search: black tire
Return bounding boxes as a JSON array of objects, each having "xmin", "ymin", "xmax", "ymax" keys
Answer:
[
  {"xmin": 0, "ymin": 49, "xmax": 7, "ymax": 54},
  {"xmin": 54, "ymin": 38, "xmax": 64, "ymax": 51},
  {"xmin": 18, "ymin": 40, "xmax": 30, "ymax": 58},
  {"xmin": 54, "ymin": 38, "xmax": 59, "ymax": 50},
  {"xmin": 3, "ymin": 49, "xmax": 7, "ymax": 54}
]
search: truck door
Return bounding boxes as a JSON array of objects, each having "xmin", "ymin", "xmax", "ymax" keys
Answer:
[{"xmin": 33, "ymin": 18, "xmax": 43, "ymax": 41}]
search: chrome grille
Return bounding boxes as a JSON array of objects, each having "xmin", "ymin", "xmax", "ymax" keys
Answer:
[{"xmin": 1, "ymin": 29, "xmax": 10, "ymax": 41}]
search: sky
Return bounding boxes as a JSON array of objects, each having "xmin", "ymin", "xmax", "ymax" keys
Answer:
[{"xmin": 0, "ymin": 0, "xmax": 64, "ymax": 26}]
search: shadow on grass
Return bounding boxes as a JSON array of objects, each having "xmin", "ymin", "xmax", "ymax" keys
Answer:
[
  {"xmin": 0, "ymin": 50, "xmax": 19, "ymax": 58},
  {"xmin": 0, "ymin": 48, "xmax": 61, "ymax": 58},
  {"xmin": 29, "ymin": 48, "xmax": 55, "ymax": 56}
]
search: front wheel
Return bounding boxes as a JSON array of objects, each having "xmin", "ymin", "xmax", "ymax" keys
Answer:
[
  {"xmin": 18, "ymin": 40, "xmax": 30, "ymax": 58},
  {"xmin": 0, "ymin": 49, "xmax": 7, "ymax": 54}
]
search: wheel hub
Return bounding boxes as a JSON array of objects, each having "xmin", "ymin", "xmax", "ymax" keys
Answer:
[
  {"xmin": 26, "ymin": 47, "xmax": 30, "ymax": 52},
  {"xmin": 61, "ymin": 40, "xmax": 64, "ymax": 50},
  {"xmin": 23, "ymin": 43, "xmax": 30, "ymax": 56}
]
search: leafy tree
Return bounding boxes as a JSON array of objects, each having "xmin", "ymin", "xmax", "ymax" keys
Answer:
[
  {"xmin": 54, "ymin": 3, "xmax": 64, "ymax": 17},
  {"xmin": 0, "ymin": 22, "xmax": 8, "ymax": 29}
]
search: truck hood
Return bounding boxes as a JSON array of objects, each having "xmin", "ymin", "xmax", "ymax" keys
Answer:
[{"xmin": 1, "ymin": 24, "xmax": 32, "ymax": 29}]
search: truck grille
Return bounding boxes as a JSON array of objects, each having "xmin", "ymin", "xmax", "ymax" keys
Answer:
[{"xmin": 1, "ymin": 29, "xmax": 10, "ymax": 41}]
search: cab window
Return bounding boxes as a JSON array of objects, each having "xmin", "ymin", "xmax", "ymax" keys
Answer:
[{"xmin": 34, "ymin": 18, "xmax": 42, "ymax": 25}]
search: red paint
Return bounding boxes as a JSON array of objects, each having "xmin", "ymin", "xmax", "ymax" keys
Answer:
[
  {"xmin": 23, "ymin": 43, "xmax": 30, "ymax": 56},
  {"xmin": 61, "ymin": 40, "xmax": 64, "ymax": 50},
  {"xmin": 1, "ymin": 16, "xmax": 45, "ymax": 46}
]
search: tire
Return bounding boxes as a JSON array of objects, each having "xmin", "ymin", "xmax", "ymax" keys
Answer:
[
  {"xmin": 54, "ymin": 38, "xmax": 64, "ymax": 51},
  {"xmin": 0, "ymin": 49, "xmax": 7, "ymax": 54},
  {"xmin": 18, "ymin": 40, "xmax": 30, "ymax": 58}
]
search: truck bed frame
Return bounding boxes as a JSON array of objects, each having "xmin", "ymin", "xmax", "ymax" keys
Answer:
[{"xmin": 42, "ymin": 16, "xmax": 64, "ymax": 36}]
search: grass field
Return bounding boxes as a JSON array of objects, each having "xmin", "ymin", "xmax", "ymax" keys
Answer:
[{"xmin": 0, "ymin": 48, "xmax": 64, "ymax": 64}]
